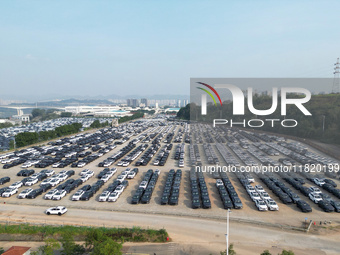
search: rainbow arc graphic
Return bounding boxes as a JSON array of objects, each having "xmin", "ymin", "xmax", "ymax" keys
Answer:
[{"xmin": 196, "ymin": 82, "xmax": 223, "ymax": 106}]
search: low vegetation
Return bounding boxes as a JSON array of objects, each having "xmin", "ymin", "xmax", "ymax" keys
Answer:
[
  {"xmin": 14, "ymin": 123, "xmax": 82, "ymax": 147},
  {"xmin": 118, "ymin": 111, "xmax": 144, "ymax": 123},
  {"xmin": 0, "ymin": 224, "xmax": 168, "ymax": 254}
]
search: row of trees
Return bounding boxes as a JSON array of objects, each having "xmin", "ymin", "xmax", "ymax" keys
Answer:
[
  {"xmin": 90, "ymin": 120, "xmax": 110, "ymax": 129},
  {"xmin": 31, "ymin": 108, "xmax": 59, "ymax": 121},
  {"xmin": 15, "ymin": 123, "xmax": 82, "ymax": 148},
  {"xmin": 31, "ymin": 230, "xmax": 122, "ymax": 255},
  {"xmin": 177, "ymin": 94, "xmax": 340, "ymax": 144},
  {"xmin": 118, "ymin": 111, "xmax": 144, "ymax": 123},
  {"xmin": 0, "ymin": 122, "xmax": 14, "ymax": 129}
]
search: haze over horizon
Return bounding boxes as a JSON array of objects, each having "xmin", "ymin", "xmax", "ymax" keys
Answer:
[{"xmin": 1, "ymin": 1, "xmax": 340, "ymax": 101}]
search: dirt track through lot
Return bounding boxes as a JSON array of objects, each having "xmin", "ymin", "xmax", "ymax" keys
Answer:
[{"xmin": 0, "ymin": 204, "xmax": 339, "ymax": 255}]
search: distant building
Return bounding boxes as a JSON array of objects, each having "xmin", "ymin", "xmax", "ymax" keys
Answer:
[
  {"xmin": 177, "ymin": 100, "xmax": 181, "ymax": 108},
  {"xmin": 141, "ymin": 98, "xmax": 148, "ymax": 107},
  {"xmin": 126, "ymin": 99, "xmax": 132, "ymax": 106},
  {"xmin": 131, "ymin": 99, "xmax": 139, "ymax": 108},
  {"xmin": 3, "ymin": 246, "xmax": 31, "ymax": 255}
]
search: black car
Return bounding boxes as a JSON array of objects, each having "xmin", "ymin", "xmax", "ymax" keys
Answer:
[
  {"xmin": 22, "ymin": 169, "xmax": 35, "ymax": 176},
  {"xmin": 331, "ymin": 189, "xmax": 340, "ymax": 199},
  {"xmin": 192, "ymin": 198, "xmax": 201, "ymax": 209},
  {"xmin": 296, "ymin": 200, "xmax": 312, "ymax": 213},
  {"xmin": 80, "ymin": 190, "xmax": 94, "ymax": 201},
  {"xmin": 66, "ymin": 170, "xmax": 75, "ymax": 177},
  {"xmin": 322, "ymin": 183, "xmax": 335, "ymax": 193},
  {"xmin": 222, "ymin": 198, "xmax": 233, "ymax": 209},
  {"xmin": 26, "ymin": 188, "xmax": 43, "ymax": 199},
  {"xmin": 141, "ymin": 194, "xmax": 151, "ymax": 204},
  {"xmin": 324, "ymin": 179, "xmax": 337, "ymax": 187},
  {"xmin": 0, "ymin": 177, "xmax": 10, "ymax": 185},
  {"xmin": 40, "ymin": 184, "xmax": 52, "ymax": 192},
  {"xmin": 81, "ymin": 185, "xmax": 92, "ymax": 191},
  {"xmin": 318, "ymin": 200, "xmax": 335, "ymax": 212},
  {"xmin": 330, "ymin": 200, "xmax": 340, "ymax": 212},
  {"xmin": 202, "ymin": 198, "xmax": 211, "ymax": 209},
  {"xmin": 131, "ymin": 194, "xmax": 141, "ymax": 204},
  {"xmin": 300, "ymin": 186, "xmax": 311, "ymax": 196},
  {"xmin": 169, "ymin": 195, "xmax": 179, "ymax": 205},
  {"xmin": 0, "ymin": 187, "xmax": 8, "ymax": 196},
  {"xmin": 37, "ymin": 173, "xmax": 48, "ymax": 181},
  {"xmin": 278, "ymin": 192, "xmax": 293, "ymax": 204}
]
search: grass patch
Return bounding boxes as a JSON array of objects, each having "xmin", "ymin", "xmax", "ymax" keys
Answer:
[{"xmin": 0, "ymin": 224, "xmax": 169, "ymax": 242}]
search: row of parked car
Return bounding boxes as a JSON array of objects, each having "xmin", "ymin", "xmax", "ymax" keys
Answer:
[
  {"xmin": 215, "ymin": 172, "xmax": 243, "ymax": 209},
  {"xmin": 131, "ymin": 169, "xmax": 160, "ymax": 204},
  {"xmin": 161, "ymin": 169, "xmax": 182, "ymax": 205},
  {"xmin": 191, "ymin": 170, "xmax": 211, "ymax": 209}
]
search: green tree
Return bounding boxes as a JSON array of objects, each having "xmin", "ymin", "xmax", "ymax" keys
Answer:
[
  {"xmin": 60, "ymin": 232, "xmax": 85, "ymax": 255},
  {"xmin": 0, "ymin": 247, "xmax": 5, "ymax": 254},
  {"xmin": 90, "ymin": 120, "xmax": 101, "ymax": 129},
  {"xmin": 15, "ymin": 132, "xmax": 39, "ymax": 147},
  {"xmin": 220, "ymin": 244, "xmax": 236, "ymax": 255},
  {"xmin": 91, "ymin": 239, "xmax": 122, "ymax": 255},
  {"xmin": 280, "ymin": 250, "xmax": 295, "ymax": 255},
  {"xmin": 32, "ymin": 108, "xmax": 46, "ymax": 118},
  {"xmin": 261, "ymin": 250, "xmax": 272, "ymax": 255},
  {"xmin": 61, "ymin": 112, "xmax": 72, "ymax": 117},
  {"xmin": 38, "ymin": 238, "xmax": 60, "ymax": 255}
]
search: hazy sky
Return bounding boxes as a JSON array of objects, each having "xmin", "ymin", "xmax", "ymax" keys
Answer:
[{"xmin": 1, "ymin": 0, "xmax": 339, "ymax": 99}]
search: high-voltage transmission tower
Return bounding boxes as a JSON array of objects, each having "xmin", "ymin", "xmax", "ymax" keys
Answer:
[{"xmin": 332, "ymin": 58, "xmax": 340, "ymax": 93}]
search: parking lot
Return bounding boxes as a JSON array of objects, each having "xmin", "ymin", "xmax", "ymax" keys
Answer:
[{"xmin": 0, "ymin": 120, "xmax": 339, "ymax": 227}]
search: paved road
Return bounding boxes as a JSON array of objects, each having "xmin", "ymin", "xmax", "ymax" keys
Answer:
[{"xmin": 0, "ymin": 204, "xmax": 339, "ymax": 255}]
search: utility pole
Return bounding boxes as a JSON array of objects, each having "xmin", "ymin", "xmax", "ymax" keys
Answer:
[
  {"xmin": 332, "ymin": 58, "xmax": 340, "ymax": 93},
  {"xmin": 322, "ymin": 115, "xmax": 325, "ymax": 132},
  {"xmin": 225, "ymin": 209, "xmax": 231, "ymax": 255}
]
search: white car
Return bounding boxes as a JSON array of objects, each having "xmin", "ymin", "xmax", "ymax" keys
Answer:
[
  {"xmin": 309, "ymin": 192, "xmax": 323, "ymax": 203},
  {"xmin": 313, "ymin": 178, "xmax": 325, "ymax": 187},
  {"xmin": 255, "ymin": 199, "xmax": 268, "ymax": 211},
  {"xmin": 115, "ymin": 185, "xmax": 125, "ymax": 195},
  {"xmin": 105, "ymin": 171, "xmax": 115, "ymax": 178},
  {"xmin": 103, "ymin": 161, "xmax": 113, "ymax": 167},
  {"xmin": 127, "ymin": 172, "xmax": 136, "ymax": 179},
  {"xmin": 250, "ymin": 192, "xmax": 261, "ymax": 201},
  {"xmin": 40, "ymin": 178, "xmax": 52, "ymax": 186},
  {"xmin": 9, "ymin": 181, "xmax": 23, "ymax": 189},
  {"xmin": 80, "ymin": 169, "xmax": 90, "ymax": 176},
  {"xmin": 107, "ymin": 191, "xmax": 120, "ymax": 202},
  {"xmin": 117, "ymin": 161, "xmax": 123, "ymax": 166},
  {"xmin": 122, "ymin": 161, "xmax": 130, "ymax": 167},
  {"xmin": 216, "ymin": 179, "xmax": 224, "ymax": 187},
  {"xmin": 72, "ymin": 190, "xmax": 84, "ymax": 201},
  {"xmin": 49, "ymin": 178, "xmax": 60, "ymax": 187},
  {"xmin": 45, "ymin": 206, "xmax": 67, "ymax": 216},
  {"xmin": 52, "ymin": 190, "xmax": 67, "ymax": 200},
  {"xmin": 80, "ymin": 174, "xmax": 91, "ymax": 182},
  {"xmin": 259, "ymin": 192, "xmax": 271, "ymax": 200},
  {"xmin": 57, "ymin": 174, "xmax": 68, "ymax": 182},
  {"xmin": 99, "ymin": 191, "xmax": 111, "ymax": 202},
  {"xmin": 44, "ymin": 189, "xmax": 59, "ymax": 200},
  {"xmin": 154, "ymin": 169, "xmax": 161, "ymax": 175},
  {"xmin": 86, "ymin": 170, "xmax": 94, "ymax": 177},
  {"xmin": 120, "ymin": 171, "xmax": 129, "ymax": 178},
  {"xmin": 246, "ymin": 185, "xmax": 255, "ymax": 194},
  {"xmin": 265, "ymin": 199, "xmax": 279, "ymax": 211},
  {"xmin": 18, "ymin": 188, "xmax": 33, "ymax": 199},
  {"xmin": 2, "ymin": 188, "xmax": 18, "ymax": 197},
  {"xmin": 309, "ymin": 186, "xmax": 322, "ymax": 194},
  {"xmin": 24, "ymin": 178, "xmax": 38, "ymax": 186},
  {"xmin": 30, "ymin": 173, "xmax": 40, "ymax": 179},
  {"xmin": 254, "ymin": 185, "xmax": 265, "ymax": 193},
  {"xmin": 117, "ymin": 175, "xmax": 126, "ymax": 182},
  {"xmin": 179, "ymin": 160, "xmax": 184, "ymax": 168},
  {"xmin": 52, "ymin": 163, "xmax": 60, "ymax": 168},
  {"xmin": 45, "ymin": 169, "xmax": 55, "ymax": 176},
  {"xmin": 101, "ymin": 175, "xmax": 111, "ymax": 183},
  {"xmin": 77, "ymin": 162, "xmax": 86, "ymax": 168},
  {"xmin": 110, "ymin": 168, "xmax": 117, "ymax": 174},
  {"xmin": 139, "ymin": 181, "xmax": 148, "ymax": 189}
]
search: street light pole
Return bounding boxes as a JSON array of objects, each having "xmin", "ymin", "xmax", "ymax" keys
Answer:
[
  {"xmin": 322, "ymin": 115, "xmax": 325, "ymax": 132},
  {"xmin": 225, "ymin": 209, "xmax": 230, "ymax": 255}
]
